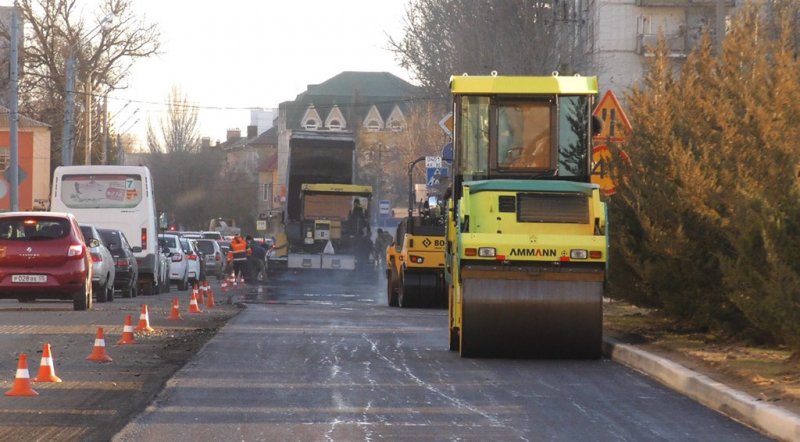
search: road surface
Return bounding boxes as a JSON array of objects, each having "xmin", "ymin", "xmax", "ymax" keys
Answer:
[{"xmin": 115, "ymin": 272, "xmax": 769, "ymax": 441}]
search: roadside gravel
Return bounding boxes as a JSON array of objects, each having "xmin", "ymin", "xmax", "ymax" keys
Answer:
[{"xmin": 0, "ymin": 285, "xmax": 242, "ymax": 441}]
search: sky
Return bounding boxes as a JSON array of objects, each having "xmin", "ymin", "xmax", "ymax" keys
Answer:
[{"xmin": 6, "ymin": 0, "xmax": 415, "ymax": 148}]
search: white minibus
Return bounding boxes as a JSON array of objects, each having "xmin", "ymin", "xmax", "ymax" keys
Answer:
[{"xmin": 50, "ymin": 165, "xmax": 166, "ymax": 295}]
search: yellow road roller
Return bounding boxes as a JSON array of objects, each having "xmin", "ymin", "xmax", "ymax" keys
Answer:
[
  {"xmin": 446, "ymin": 73, "xmax": 608, "ymax": 358},
  {"xmin": 386, "ymin": 156, "xmax": 448, "ymax": 308}
]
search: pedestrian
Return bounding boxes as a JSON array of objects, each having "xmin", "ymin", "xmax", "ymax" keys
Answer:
[
  {"xmin": 350, "ymin": 198, "xmax": 367, "ymax": 235},
  {"xmin": 246, "ymin": 236, "xmax": 267, "ymax": 283},
  {"xmin": 227, "ymin": 233, "xmax": 250, "ymax": 281}
]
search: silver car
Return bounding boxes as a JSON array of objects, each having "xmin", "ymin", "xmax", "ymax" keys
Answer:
[
  {"xmin": 195, "ymin": 238, "xmax": 223, "ymax": 280},
  {"xmin": 80, "ymin": 224, "xmax": 116, "ymax": 303}
]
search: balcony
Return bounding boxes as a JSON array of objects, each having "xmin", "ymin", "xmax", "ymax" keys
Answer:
[{"xmin": 637, "ymin": 33, "xmax": 691, "ymax": 57}]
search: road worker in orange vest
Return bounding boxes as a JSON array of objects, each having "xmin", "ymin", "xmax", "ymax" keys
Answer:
[{"xmin": 227, "ymin": 234, "xmax": 251, "ymax": 281}]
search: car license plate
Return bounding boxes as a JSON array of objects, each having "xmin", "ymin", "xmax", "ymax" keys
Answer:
[{"xmin": 12, "ymin": 274, "xmax": 47, "ymax": 283}]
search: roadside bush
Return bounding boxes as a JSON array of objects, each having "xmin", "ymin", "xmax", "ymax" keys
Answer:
[{"xmin": 608, "ymin": 1, "xmax": 800, "ymax": 351}]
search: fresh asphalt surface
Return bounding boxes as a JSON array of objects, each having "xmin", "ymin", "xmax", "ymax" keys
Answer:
[{"xmin": 114, "ymin": 272, "xmax": 769, "ymax": 441}]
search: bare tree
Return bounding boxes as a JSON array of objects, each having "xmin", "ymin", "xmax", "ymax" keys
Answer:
[
  {"xmin": 1, "ymin": 0, "xmax": 160, "ymax": 165},
  {"xmin": 146, "ymin": 86, "xmax": 199, "ymax": 154},
  {"xmin": 357, "ymin": 100, "xmax": 449, "ymax": 208},
  {"xmin": 390, "ymin": 0, "xmax": 587, "ymax": 96}
]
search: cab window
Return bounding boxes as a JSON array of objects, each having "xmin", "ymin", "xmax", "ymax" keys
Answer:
[
  {"xmin": 457, "ymin": 96, "xmax": 489, "ymax": 181},
  {"xmin": 496, "ymin": 101, "xmax": 552, "ymax": 170}
]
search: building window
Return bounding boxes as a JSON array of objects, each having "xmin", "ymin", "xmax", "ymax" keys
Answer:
[
  {"xmin": 0, "ymin": 146, "xmax": 8, "ymax": 171},
  {"xmin": 389, "ymin": 120, "xmax": 403, "ymax": 132},
  {"xmin": 328, "ymin": 120, "xmax": 341, "ymax": 131},
  {"xmin": 366, "ymin": 120, "xmax": 381, "ymax": 132},
  {"xmin": 304, "ymin": 119, "xmax": 318, "ymax": 130}
]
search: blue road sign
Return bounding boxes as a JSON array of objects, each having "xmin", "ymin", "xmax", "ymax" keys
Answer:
[
  {"xmin": 441, "ymin": 142, "xmax": 453, "ymax": 164},
  {"xmin": 427, "ymin": 167, "xmax": 448, "ymax": 187}
]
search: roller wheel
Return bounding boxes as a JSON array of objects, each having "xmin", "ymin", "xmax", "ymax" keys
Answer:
[
  {"xmin": 449, "ymin": 327, "xmax": 460, "ymax": 352},
  {"xmin": 387, "ymin": 271, "xmax": 398, "ymax": 307},
  {"xmin": 399, "ymin": 273, "xmax": 420, "ymax": 308}
]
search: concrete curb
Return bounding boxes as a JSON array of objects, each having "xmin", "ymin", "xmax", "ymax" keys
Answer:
[{"xmin": 603, "ymin": 338, "xmax": 800, "ymax": 441}]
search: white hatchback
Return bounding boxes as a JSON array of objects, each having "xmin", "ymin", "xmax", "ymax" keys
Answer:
[
  {"xmin": 159, "ymin": 233, "xmax": 189, "ymax": 291},
  {"xmin": 180, "ymin": 237, "xmax": 202, "ymax": 285}
]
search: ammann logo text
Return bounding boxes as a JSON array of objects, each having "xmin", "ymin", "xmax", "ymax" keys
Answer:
[{"xmin": 509, "ymin": 248, "xmax": 557, "ymax": 257}]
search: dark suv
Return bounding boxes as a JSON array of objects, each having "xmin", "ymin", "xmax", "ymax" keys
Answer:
[{"xmin": 98, "ymin": 228, "xmax": 140, "ymax": 298}]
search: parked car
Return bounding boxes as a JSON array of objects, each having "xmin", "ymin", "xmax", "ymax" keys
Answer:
[
  {"xmin": 158, "ymin": 244, "xmax": 171, "ymax": 293},
  {"xmin": 195, "ymin": 238, "xmax": 223, "ymax": 280},
  {"xmin": 181, "ymin": 237, "xmax": 203, "ymax": 285},
  {"xmin": 98, "ymin": 228, "xmax": 139, "ymax": 298},
  {"xmin": 201, "ymin": 231, "xmax": 224, "ymax": 241},
  {"xmin": 80, "ymin": 224, "xmax": 116, "ymax": 303},
  {"xmin": 0, "ymin": 212, "xmax": 93, "ymax": 310},
  {"xmin": 159, "ymin": 233, "xmax": 189, "ymax": 291}
]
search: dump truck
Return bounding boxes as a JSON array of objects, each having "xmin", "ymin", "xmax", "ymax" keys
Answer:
[
  {"xmin": 386, "ymin": 156, "xmax": 447, "ymax": 308},
  {"xmin": 270, "ymin": 131, "xmax": 374, "ymax": 272},
  {"xmin": 446, "ymin": 73, "xmax": 608, "ymax": 358}
]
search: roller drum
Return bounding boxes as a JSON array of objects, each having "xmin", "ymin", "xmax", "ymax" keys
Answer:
[
  {"xmin": 401, "ymin": 270, "xmax": 446, "ymax": 308},
  {"xmin": 460, "ymin": 275, "xmax": 603, "ymax": 359}
]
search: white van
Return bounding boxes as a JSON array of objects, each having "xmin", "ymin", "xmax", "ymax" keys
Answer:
[{"xmin": 50, "ymin": 165, "xmax": 166, "ymax": 295}]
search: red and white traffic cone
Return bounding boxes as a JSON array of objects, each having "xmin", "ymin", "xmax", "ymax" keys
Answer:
[
  {"xmin": 5, "ymin": 353, "xmax": 38, "ymax": 396},
  {"xmin": 117, "ymin": 315, "xmax": 136, "ymax": 345},
  {"xmin": 87, "ymin": 328, "xmax": 113, "ymax": 363},
  {"xmin": 33, "ymin": 343, "xmax": 62, "ymax": 383},
  {"xmin": 206, "ymin": 285, "xmax": 216, "ymax": 308},
  {"xmin": 168, "ymin": 297, "xmax": 182, "ymax": 320},
  {"xmin": 135, "ymin": 304, "xmax": 154, "ymax": 333},
  {"xmin": 188, "ymin": 292, "xmax": 203, "ymax": 313},
  {"xmin": 192, "ymin": 283, "xmax": 203, "ymax": 305}
]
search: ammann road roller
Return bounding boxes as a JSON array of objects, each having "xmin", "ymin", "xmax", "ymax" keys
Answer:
[{"xmin": 446, "ymin": 73, "xmax": 608, "ymax": 358}]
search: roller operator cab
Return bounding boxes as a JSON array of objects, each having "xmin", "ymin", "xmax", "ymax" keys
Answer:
[{"xmin": 446, "ymin": 74, "xmax": 608, "ymax": 358}]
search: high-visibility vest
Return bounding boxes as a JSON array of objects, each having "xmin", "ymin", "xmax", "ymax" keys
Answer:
[{"xmin": 230, "ymin": 238, "xmax": 248, "ymax": 262}]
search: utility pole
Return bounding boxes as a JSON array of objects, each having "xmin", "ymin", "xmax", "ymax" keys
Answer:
[
  {"xmin": 9, "ymin": 8, "xmax": 19, "ymax": 211},
  {"xmin": 62, "ymin": 54, "xmax": 76, "ymax": 166},
  {"xmin": 102, "ymin": 94, "xmax": 108, "ymax": 164},
  {"xmin": 116, "ymin": 133, "xmax": 124, "ymax": 165},
  {"xmin": 84, "ymin": 73, "xmax": 92, "ymax": 165}
]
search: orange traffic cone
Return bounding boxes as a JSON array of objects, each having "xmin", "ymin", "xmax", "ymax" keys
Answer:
[
  {"xmin": 196, "ymin": 283, "xmax": 205, "ymax": 305},
  {"xmin": 86, "ymin": 328, "xmax": 113, "ymax": 363},
  {"xmin": 117, "ymin": 315, "xmax": 136, "ymax": 345},
  {"xmin": 33, "ymin": 343, "xmax": 62, "ymax": 382},
  {"xmin": 5, "ymin": 353, "xmax": 38, "ymax": 396},
  {"xmin": 168, "ymin": 297, "xmax": 182, "ymax": 320},
  {"xmin": 232, "ymin": 272, "xmax": 238, "ymax": 289},
  {"xmin": 206, "ymin": 285, "xmax": 216, "ymax": 308},
  {"xmin": 188, "ymin": 292, "xmax": 203, "ymax": 313},
  {"xmin": 135, "ymin": 304, "xmax": 154, "ymax": 333}
]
